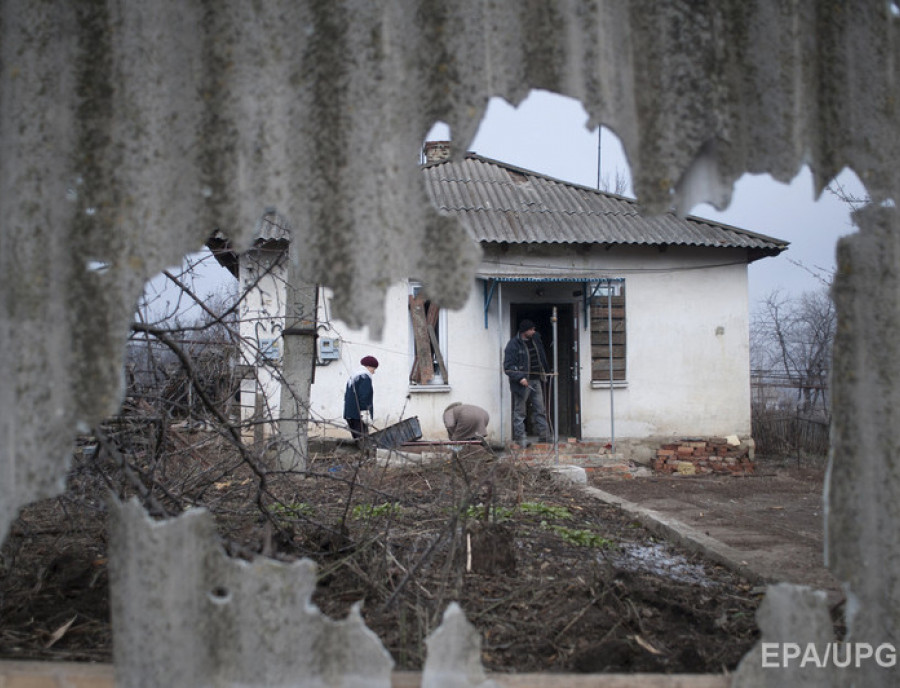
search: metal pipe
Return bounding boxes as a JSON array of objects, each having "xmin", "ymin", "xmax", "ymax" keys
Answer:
[
  {"xmin": 607, "ymin": 284, "xmax": 615, "ymax": 452},
  {"xmin": 552, "ymin": 306, "xmax": 559, "ymax": 465},
  {"xmin": 498, "ymin": 282, "xmax": 505, "ymax": 445}
]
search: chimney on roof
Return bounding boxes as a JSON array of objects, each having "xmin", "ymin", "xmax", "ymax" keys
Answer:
[{"xmin": 423, "ymin": 140, "xmax": 452, "ymax": 164}]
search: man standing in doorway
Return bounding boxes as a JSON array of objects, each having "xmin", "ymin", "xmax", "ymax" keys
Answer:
[{"xmin": 503, "ymin": 319, "xmax": 552, "ymax": 447}]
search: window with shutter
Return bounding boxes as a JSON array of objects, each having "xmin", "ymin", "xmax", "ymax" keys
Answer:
[
  {"xmin": 590, "ymin": 283, "xmax": 626, "ymax": 383},
  {"xmin": 408, "ymin": 283, "xmax": 448, "ymax": 386}
]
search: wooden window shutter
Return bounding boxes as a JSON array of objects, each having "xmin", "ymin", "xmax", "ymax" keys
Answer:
[
  {"xmin": 590, "ymin": 287, "xmax": 626, "ymax": 382},
  {"xmin": 409, "ymin": 294, "xmax": 448, "ymax": 384}
]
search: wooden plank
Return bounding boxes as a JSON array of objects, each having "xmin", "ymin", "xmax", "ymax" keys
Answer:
[
  {"xmin": 592, "ymin": 373, "xmax": 627, "ymax": 382},
  {"xmin": 392, "ymin": 673, "xmax": 727, "ymax": 687},
  {"xmin": 590, "ymin": 295, "xmax": 626, "ymax": 307},
  {"xmin": 592, "ymin": 367, "xmax": 627, "ymax": 381},
  {"xmin": 590, "ymin": 320, "xmax": 626, "ymax": 334},
  {"xmin": 425, "ymin": 302, "xmax": 448, "ymax": 382},
  {"xmin": 591, "ymin": 331, "xmax": 626, "ymax": 344},
  {"xmin": 591, "ymin": 307, "xmax": 626, "ymax": 320},
  {"xmin": 0, "ymin": 660, "xmax": 115, "ymax": 687},
  {"xmin": 427, "ymin": 322, "xmax": 448, "ymax": 383},
  {"xmin": 0, "ymin": 664, "xmax": 728, "ymax": 688},
  {"xmin": 591, "ymin": 358, "xmax": 627, "ymax": 371},
  {"xmin": 489, "ymin": 675, "xmax": 727, "ymax": 688},
  {"xmin": 591, "ymin": 345, "xmax": 627, "ymax": 358},
  {"xmin": 408, "ymin": 295, "xmax": 434, "ymax": 383}
]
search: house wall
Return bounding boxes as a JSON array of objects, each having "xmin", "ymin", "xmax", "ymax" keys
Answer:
[
  {"xmin": 580, "ymin": 250, "xmax": 752, "ymax": 440},
  {"xmin": 300, "ymin": 244, "xmax": 753, "ymax": 449},
  {"xmin": 309, "ymin": 278, "xmax": 500, "ymax": 441},
  {"xmin": 480, "ymin": 244, "xmax": 752, "ymax": 447}
]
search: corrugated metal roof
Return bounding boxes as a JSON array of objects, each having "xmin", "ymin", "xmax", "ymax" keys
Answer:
[{"xmin": 423, "ymin": 154, "xmax": 787, "ymax": 260}]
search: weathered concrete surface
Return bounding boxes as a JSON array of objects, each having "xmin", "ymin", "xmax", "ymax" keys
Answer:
[
  {"xmin": 108, "ymin": 498, "xmax": 394, "ymax": 687},
  {"xmin": 2, "ymin": 2, "xmax": 900, "ymax": 686},
  {"xmin": 3, "ymin": 0, "xmax": 900, "ymax": 546},
  {"xmin": 732, "ymin": 583, "xmax": 837, "ymax": 688},
  {"xmin": 0, "ymin": 660, "xmax": 733, "ymax": 687},
  {"xmin": 422, "ymin": 604, "xmax": 497, "ymax": 688},
  {"xmin": 828, "ymin": 204, "xmax": 900, "ymax": 688},
  {"xmin": 551, "ymin": 465, "xmax": 589, "ymax": 484}
]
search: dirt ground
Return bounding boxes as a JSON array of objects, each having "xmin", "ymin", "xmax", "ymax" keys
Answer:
[
  {"xmin": 0, "ymin": 439, "xmax": 838, "ymax": 675},
  {"xmin": 589, "ymin": 457, "xmax": 838, "ymax": 597}
]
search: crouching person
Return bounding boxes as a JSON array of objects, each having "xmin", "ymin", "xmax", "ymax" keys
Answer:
[{"xmin": 442, "ymin": 402, "xmax": 490, "ymax": 442}]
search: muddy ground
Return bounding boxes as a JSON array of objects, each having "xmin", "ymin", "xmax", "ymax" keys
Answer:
[{"xmin": 0, "ymin": 437, "xmax": 836, "ymax": 674}]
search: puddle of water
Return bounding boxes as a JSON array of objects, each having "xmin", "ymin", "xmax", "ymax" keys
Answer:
[{"xmin": 603, "ymin": 542, "xmax": 713, "ymax": 586}]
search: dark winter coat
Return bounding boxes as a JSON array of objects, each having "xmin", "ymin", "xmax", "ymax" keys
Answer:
[
  {"xmin": 343, "ymin": 368, "xmax": 374, "ymax": 420},
  {"xmin": 503, "ymin": 331, "xmax": 549, "ymax": 386}
]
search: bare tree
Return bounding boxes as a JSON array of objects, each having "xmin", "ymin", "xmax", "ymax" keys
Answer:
[
  {"xmin": 752, "ymin": 287, "xmax": 835, "ymax": 419},
  {"xmin": 598, "ymin": 169, "xmax": 630, "ymax": 196}
]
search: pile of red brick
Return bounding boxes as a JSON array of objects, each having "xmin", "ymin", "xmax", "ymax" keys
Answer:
[{"xmin": 653, "ymin": 438, "xmax": 754, "ymax": 475}]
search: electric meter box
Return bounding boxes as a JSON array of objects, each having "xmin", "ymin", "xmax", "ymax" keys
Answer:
[{"xmin": 318, "ymin": 338, "xmax": 340, "ymax": 360}]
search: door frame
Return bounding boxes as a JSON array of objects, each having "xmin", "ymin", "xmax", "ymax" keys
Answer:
[{"xmin": 509, "ymin": 303, "xmax": 581, "ymax": 440}]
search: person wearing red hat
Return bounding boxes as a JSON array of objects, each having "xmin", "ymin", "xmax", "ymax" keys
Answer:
[{"xmin": 344, "ymin": 355, "xmax": 379, "ymax": 441}]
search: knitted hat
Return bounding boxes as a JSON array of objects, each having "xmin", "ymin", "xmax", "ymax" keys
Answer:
[
  {"xmin": 518, "ymin": 319, "xmax": 536, "ymax": 333},
  {"xmin": 360, "ymin": 355, "xmax": 380, "ymax": 369}
]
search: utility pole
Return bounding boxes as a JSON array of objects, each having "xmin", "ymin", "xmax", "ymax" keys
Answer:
[{"xmin": 277, "ymin": 252, "xmax": 318, "ymax": 471}]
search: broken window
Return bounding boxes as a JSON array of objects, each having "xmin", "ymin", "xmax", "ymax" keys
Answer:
[
  {"xmin": 408, "ymin": 282, "xmax": 448, "ymax": 385},
  {"xmin": 590, "ymin": 282, "xmax": 626, "ymax": 383}
]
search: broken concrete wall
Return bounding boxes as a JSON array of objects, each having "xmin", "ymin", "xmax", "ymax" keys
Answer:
[
  {"xmin": 108, "ymin": 499, "xmax": 395, "ymax": 687},
  {"xmin": 826, "ymin": 204, "xmax": 900, "ymax": 686},
  {"xmin": 3, "ymin": 0, "xmax": 900, "ymax": 685}
]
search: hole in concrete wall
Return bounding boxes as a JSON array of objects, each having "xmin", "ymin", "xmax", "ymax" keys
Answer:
[
  {"xmin": 454, "ymin": 87, "xmax": 868, "ymax": 309},
  {"xmin": 138, "ymin": 247, "xmax": 235, "ymax": 324},
  {"xmin": 208, "ymin": 586, "xmax": 231, "ymax": 604},
  {"xmin": 691, "ymin": 166, "xmax": 866, "ymax": 307},
  {"xmin": 467, "ymin": 89, "xmax": 633, "ymax": 198}
]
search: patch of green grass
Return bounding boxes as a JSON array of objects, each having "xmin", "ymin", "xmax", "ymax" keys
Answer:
[
  {"xmin": 352, "ymin": 502, "xmax": 403, "ymax": 520},
  {"xmin": 541, "ymin": 522, "xmax": 614, "ymax": 548},
  {"xmin": 464, "ymin": 501, "xmax": 575, "ymax": 523},
  {"xmin": 464, "ymin": 504, "xmax": 515, "ymax": 521},
  {"xmin": 519, "ymin": 501, "xmax": 573, "ymax": 520},
  {"xmin": 269, "ymin": 501, "xmax": 316, "ymax": 518}
]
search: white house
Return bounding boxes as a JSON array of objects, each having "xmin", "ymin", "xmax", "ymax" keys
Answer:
[{"xmin": 208, "ymin": 144, "xmax": 786, "ymax": 459}]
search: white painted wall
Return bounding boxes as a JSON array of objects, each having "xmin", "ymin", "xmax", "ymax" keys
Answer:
[
  {"xmin": 240, "ymin": 244, "xmax": 754, "ymax": 445},
  {"xmin": 578, "ymin": 250, "xmax": 751, "ymax": 440},
  {"xmin": 237, "ymin": 249, "xmax": 288, "ymax": 439},
  {"xmin": 309, "ymin": 278, "xmax": 501, "ymax": 441}
]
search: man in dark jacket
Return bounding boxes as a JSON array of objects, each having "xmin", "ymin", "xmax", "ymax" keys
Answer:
[
  {"xmin": 503, "ymin": 319, "xmax": 551, "ymax": 447},
  {"xmin": 344, "ymin": 355, "xmax": 379, "ymax": 440}
]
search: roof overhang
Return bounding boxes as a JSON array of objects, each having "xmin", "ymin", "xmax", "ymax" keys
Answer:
[{"xmin": 479, "ymin": 275, "xmax": 624, "ymax": 329}]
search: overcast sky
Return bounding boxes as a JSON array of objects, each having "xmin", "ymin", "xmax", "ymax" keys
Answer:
[{"xmin": 461, "ymin": 89, "xmax": 866, "ymax": 314}]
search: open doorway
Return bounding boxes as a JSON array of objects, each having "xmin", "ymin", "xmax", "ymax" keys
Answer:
[{"xmin": 509, "ymin": 303, "xmax": 580, "ymax": 440}]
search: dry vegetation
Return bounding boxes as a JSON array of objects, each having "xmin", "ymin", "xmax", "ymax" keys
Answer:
[{"xmin": 1, "ymin": 424, "xmax": 763, "ymax": 674}]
